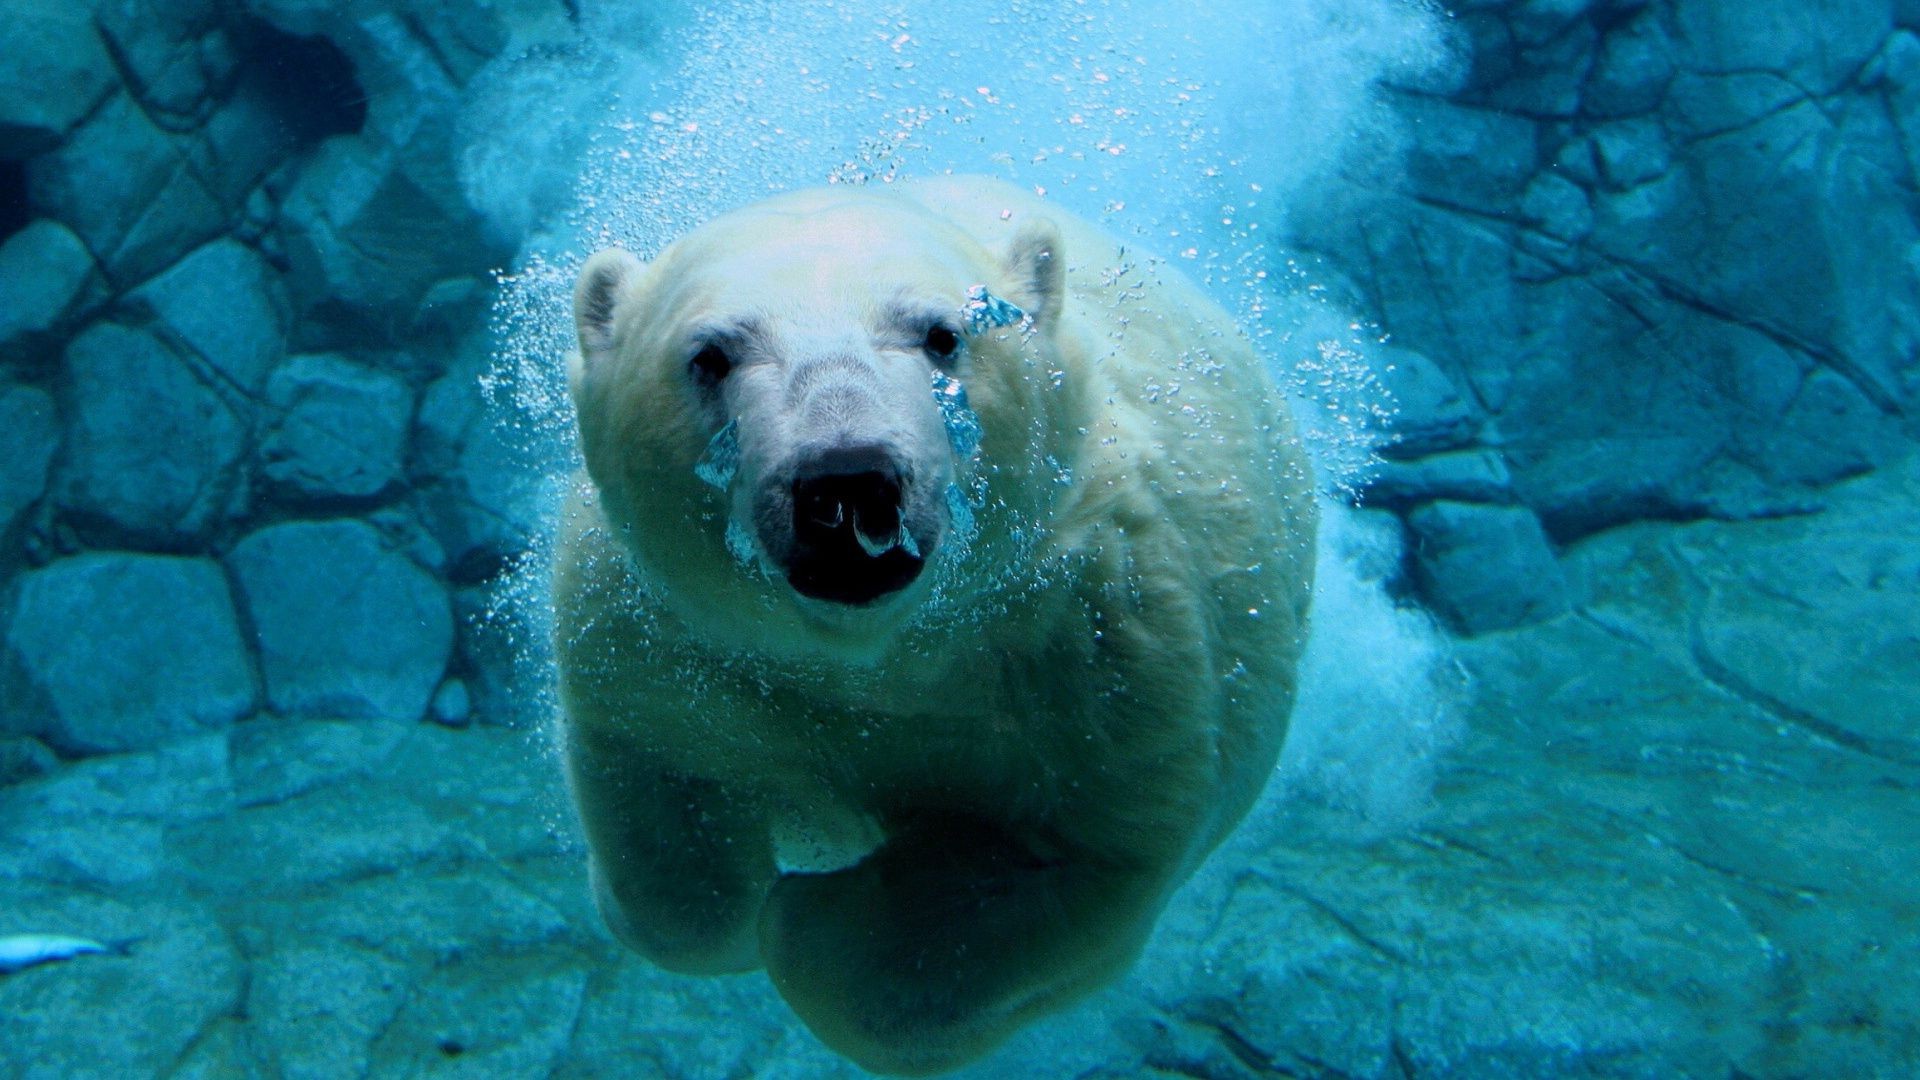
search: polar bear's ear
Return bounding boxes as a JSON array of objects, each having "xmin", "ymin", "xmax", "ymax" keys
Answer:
[
  {"xmin": 1003, "ymin": 218, "xmax": 1064, "ymax": 328},
  {"xmin": 574, "ymin": 248, "xmax": 647, "ymax": 362}
]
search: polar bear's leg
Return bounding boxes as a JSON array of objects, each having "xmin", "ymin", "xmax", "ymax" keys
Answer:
[
  {"xmin": 757, "ymin": 812, "xmax": 1165, "ymax": 1075},
  {"xmin": 568, "ymin": 743, "xmax": 775, "ymax": 975}
]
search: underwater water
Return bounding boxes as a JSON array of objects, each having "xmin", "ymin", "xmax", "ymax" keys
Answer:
[{"xmin": 1, "ymin": 0, "xmax": 1918, "ymax": 1076}]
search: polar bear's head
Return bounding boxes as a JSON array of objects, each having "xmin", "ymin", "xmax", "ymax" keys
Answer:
[{"xmin": 570, "ymin": 188, "xmax": 1066, "ymax": 657}]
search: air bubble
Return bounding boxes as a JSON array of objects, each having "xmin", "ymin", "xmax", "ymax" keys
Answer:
[
  {"xmin": 962, "ymin": 284, "xmax": 1027, "ymax": 333},
  {"xmin": 931, "ymin": 370, "xmax": 982, "ymax": 460},
  {"xmin": 694, "ymin": 419, "xmax": 741, "ymax": 490},
  {"xmin": 724, "ymin": 518, "xmax": 761, "ymax": 568}
]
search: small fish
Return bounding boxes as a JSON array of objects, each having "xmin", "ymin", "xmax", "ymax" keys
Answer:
[{"xmin": 0, "ymin": 934, "xmax": 134, "ymax": 975}]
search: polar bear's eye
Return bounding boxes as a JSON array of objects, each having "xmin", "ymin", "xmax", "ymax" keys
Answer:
[
  {"xmin": 690, "ymin": 344, "xmax": 734, "ymax": 386},
  {"xmin": 923, "ymin": 326, "xmax": 960, "ymax": 361}
]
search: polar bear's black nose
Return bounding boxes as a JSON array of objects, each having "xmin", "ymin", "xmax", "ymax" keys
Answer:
[{"xmin": 788, "ymin": 448, "xmax": 924, "ymax": 605}]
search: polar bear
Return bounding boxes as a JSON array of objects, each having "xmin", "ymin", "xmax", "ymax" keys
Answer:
[{"xmin": 557, "ymin": 176, "xmax": 1315, "ymax": 1074}]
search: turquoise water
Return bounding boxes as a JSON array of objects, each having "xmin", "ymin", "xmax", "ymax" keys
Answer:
[{"xmin": 1, "ymin": 0, "xmax": 1916, "ymax": 1076}]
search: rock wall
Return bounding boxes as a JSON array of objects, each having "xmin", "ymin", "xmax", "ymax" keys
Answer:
[
  {"xmin": 0, "ymin": 0, "xmax": 580, "ymax": 766},
  {"xmin": 1309, "ymin": 0, "xmax": 1920, "ymax": 632},
  {"xmin": 3, "ymin": 0, "xmax": 1916, "ymax": 767}
]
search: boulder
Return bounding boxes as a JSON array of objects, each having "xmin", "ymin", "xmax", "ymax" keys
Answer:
[
  {"xmin": 1379, "ymin": 347, "xmax": 1480, "ymax": 457},
  {"xmin": 1669, "ymin": 1, "xmax": 1889, "ymax": 91},
  {"xmin": 53, "ymin": 322, "xmax": 250, "ymax": 547},
  {"xmin": 1591, "ymin": 117, "xmax": 1672, "ymax": 189},
  {"xmin": 1366, "ymin": 449, "xmax": 1514, "ymax": 509},
  {"xmin": 278, "ymin": 136, "xmax": 488, "ymax": 337},
  {"xmin": 1518, "ymin": 171, "xmax": 1593, "ymax": 242},
  {"xmin": 0, "ymin": 735, "xmax": 57, "ymax": 787},
  {"xmin": 25, "ymin": 93, "xmax": 228, "ymax": 286},
  {"xmin": 259, "ymin": 354, "xmax": 413, "ymax": 502},
  {"xmin": 0, "ymin": 220, "xmax": 100, "ymax": 363},
  {"xmin": 1583, "ymin": 13, "xmax": 1675, "ymax": 118},
  {"xmin": 1398, "ymin": 95, "xmax": 1540, "ymax": 217},
  {"xmin": 0, "ymin": 384, "xmax": 59, "ymax": 537},
  {"xmin": 429, "ymin": 678, "xmax": 471, "ymax": 728},
  {"xmin": 226, "ymin": 519, "xmax": 453, "ymax": 720},
  {"xmin": 1507, "ymin": 0, "xmax": 1597, "ymax": 50},
  {"xmin": 1407, "ymin": 499, "xmax": 1569, "ymax": 634},
  {"xmin": 93, "ymin": 0, "xmax": 235, "ymax": 131},
  {"xmin": 123, "ymin": 238, "xmax": 289, "ymax": 392},
  {"xmin": 0, "ymin": 0, "xmax": 117, "ymax": 158},
  {"xmin": 1752, "ymin": 367, "xmax": 1905, "ymax": 488},
  {"xmin": 0, "ymin": 553, "xmax": 257, "ymax": 755}
]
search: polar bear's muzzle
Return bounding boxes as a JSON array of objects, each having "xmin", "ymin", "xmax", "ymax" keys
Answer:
[{"xmin": 782, "ymin": 443, "xmax": 928, "ymax": 606}]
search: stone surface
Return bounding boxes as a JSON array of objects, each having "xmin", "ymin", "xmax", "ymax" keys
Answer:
[
  {"xmin": 1407, "ymin": 499, "xmax": 1569, "ymax": 634},
  {"xmin": 229, "ymin": 716, "xmax": 410, "ymax": 809},
  {"xmin": 1365, "ymin": 448, "xmax": 1513, "ymax": 508},
  {"xmin": 0, "ymin": 0, "xmax": 118, "ymax": 157},
  {"xmin": 123, "ymin": 238, "xmax": 288, "ymax": 393},
  {"xmin": 259, "ymin": 353, "xmax": 414, "ymax": 502},
  {"xmin": 246, "ymin": 941, "xmax": 412, "ymax": 1079},
  {"xmin": 429, "ymin": 678, "xmax": 471, "ymax": 728},
  {"xmin": 0, "ymin": 735, "xmax": 58, "ymax": 787},
  {"xmin": 1681, "ymin": 479, "xmax": 1920, "ymax": 765},
  {"xmin": 0, "ymin": 220, "xmax": 100, "ymax": 362},
  {"xmin": 1378, "ymin": 346, "xmax": 1480, "ymax": 457},
  {"xmin": 278, "ymin": 135, "xmax": 496, "ymax": 340},
  {"xmin": 0, "ymin": 890, "xmax": 243, "ymax": 1077},
  {"xmin": 53, "ymin": 322, "xmax": 250, "ymax": 547},
  {"xmin": 1298, "ymin": 0, "xmax": 1920, "ymax": 552},
  {"xmin": 414, "ymin": 349, "xmax": 541, "ymax": 583},
  {"xmin": 0, "ymin": 457, "xmax": 1916, "ymax": 1077},
  {"xmin": 94, "ymin": 0, "xmax": 234, "ymax": 131},
  {"xmin": 376, "ymin": 958, "xmax": 588, "ymax": 1075},
  {"xmin": 0, "ymin": 554, "xmax": 256, "ymax": 756},
  {"xmin": 25, "ymin": 93, "xmax": 229, "ymax": 286},
  {"xmin": 0, "ymin": 384, "xmax": 59, "ymax": 538},
  {"xmin": 226, "ymin": 519, "xmax": 453, "ymax": 720}
]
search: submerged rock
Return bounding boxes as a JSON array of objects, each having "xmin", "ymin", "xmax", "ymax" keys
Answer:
[
  {"xmin": 0, "ymin": 0, "xmax": 118, "ymax": 157},
  {"xmin": 0, "ymin": 220, "xmax": 101, "ymax": 363},
  {"xmin": 0, "ymin": 890, "xmax": 241, "ymax": 1075},
  {"xmin": 1366, "ymin": 448, "xmax": 1514, "ymax": 509},
  {"xmin": 258, "ymin": 353, "xmax": 414, "ymax": 502},
  {"xmin": 226, "ymin": 519, "xmax": 453, "ymax": 721},
  {"xmin": 278, "ymin": 134, "xmax": 500, "ymax": 341},
  {"xmin": 0, "ymin": 735, "xmax": 57, "ymax": 787},
  {"xmin": 1378, "ymin": 347, "xmax": 1480, "ymax": 458},
  {"xmin": 94, "ymin": 0, "xmax": 236, "ymax": 132},
  {"xmin": 429, "ymin": 678, "xmax": 472, "ymax": 728},
  {"xmin": 123, "ymin": 237, "xmax": 289, "ymax": 393},
  {"xmin": 25, "ymin": 93, "xmax": 229, "ymax": 287},
  {"xmin": 1407, "ymin": 499, "xmax": 1569, "ymax": 634},
  {"xmin": 0, "ymin": 385, "xmax": 59, "ymax": 539},
  {"xmin": 0, "ymin": 554, "xmax": 256, "ymax": 755},
  {"xmin": 53, "ymin": 322, "xmax": 251, "ymax": 547}
]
